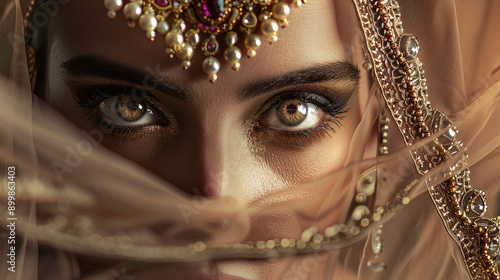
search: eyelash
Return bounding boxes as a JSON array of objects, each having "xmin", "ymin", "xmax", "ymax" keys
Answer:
[
  {"xmin": 73, "ymin": 86, "xmax": 349, "ymax": 144},
  {"xmin": 253, "ymin": 89, "xmax": 348, "ymax": 146},
  {"xmin": 73, "ymin": 87, "xmax": 168, "ymax": 138}
]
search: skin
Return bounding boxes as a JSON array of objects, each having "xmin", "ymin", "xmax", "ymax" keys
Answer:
[{"xmin": 41, "ymin": 0, "xmax": 373, "ymax": 278}]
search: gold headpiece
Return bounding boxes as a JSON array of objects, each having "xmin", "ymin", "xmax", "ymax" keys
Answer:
[{"xmin": 103, "ymin": 0, "xmax": 304, "ymax": 82}]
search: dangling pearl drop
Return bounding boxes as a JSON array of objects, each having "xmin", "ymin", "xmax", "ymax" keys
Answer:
[
  {"xmin": 104, "ymin": 0, "xmax": 123, "ymax": 18},
  {"xmin": 139, "ymin": 13, "xmax": 158, "ymax": 41},
  {"xmin": 261, "ymin": 18, "xmax": 279, "ymax": 43},
  {"xmin": 224, "ymin": 46, "xmax": 242, "ymax": 71},
  {"xmin": 202, "ymin": 56, "xmax": 221, "ymax": 83},
  {"xmin": 244, "ymin": 34, "xmax": 261, "ymax": 58},
  {"xmin": 176, "ymin": 43, "xmax": 194, "ymax": 69}
]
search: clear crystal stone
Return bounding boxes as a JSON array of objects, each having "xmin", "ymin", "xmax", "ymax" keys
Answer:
[
  {"xmin": 400, "ymin": 34, "xmax": 419, "ymax": 58},
  {"xmin": 471, "ymin": 195, "xmax": 485, "ymax": 213},
  {"xmin": 463, "ymin": 190, "xmax": 487, "ymax": 218},
  {"xmin": 242, "ymin": 12, "xmax": 256, "ymax": 27},
  {"xmin": 408, "ymin": 37, "xmax": 418, "ymax": 56}
]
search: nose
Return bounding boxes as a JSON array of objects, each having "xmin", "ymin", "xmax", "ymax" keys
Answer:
[
  {"xmin": 190, "ymin": 127, "xmax": 226, "ymax": 198},
  {"xmin": 155, "ymin": 115, "xmax": 238, "ymax": 198}
]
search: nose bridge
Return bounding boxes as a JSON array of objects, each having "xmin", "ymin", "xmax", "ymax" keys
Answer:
[
  {"xmin": 197, "ymin": 121, "xmax": 225, "ymax": 198},
  {"xmin": 192, "ymin": 107, "xmax": 237, "ymax": 198},
  {"xmin": 161, "ymin": 99, "xmax": 250, "ymax": 199}
]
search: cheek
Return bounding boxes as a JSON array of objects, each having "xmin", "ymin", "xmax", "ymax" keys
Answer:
[{"xmin": 257, "ymin": 104, "xmax": 358, "ymax": 188}]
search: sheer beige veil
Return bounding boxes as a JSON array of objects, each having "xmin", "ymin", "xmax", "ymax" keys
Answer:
[{"xmin": 1, "ymin": 0, "xmax": 500, "ymax": 279}]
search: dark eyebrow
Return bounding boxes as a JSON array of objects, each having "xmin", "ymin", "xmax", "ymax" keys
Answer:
[
  {"xmin": 60, "ymin": 55, "xmax": 187, "ymax": 99},
  {"xmin": 242, "ymin": 62, "xmax": 360, "ymax": 100},
  {"xmin": 61, "ymin": 55, "xmax": 359, "ymax": 100}
]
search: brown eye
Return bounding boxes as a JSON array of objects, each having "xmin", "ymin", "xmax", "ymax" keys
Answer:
[
  {"xmin": 116, "ymin": 95, "xmax": 146, "ymax": 122},
  {"xmin": 98, "ymin": 95, "xmax": 160, "ymax": 126},
  {"xmin": 277, "ymin": 99, "xmax": 308, "ymax": 126},
  {"xmin": 261, "ymin": 98, "xmax": 327, "ymax": 132}
]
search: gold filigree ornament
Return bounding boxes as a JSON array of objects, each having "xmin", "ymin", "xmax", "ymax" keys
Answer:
[
  {"xmin": 103, "ymin": 0, "xmax": 304, "ymax": 82},
  {"xmin": 354, "ymin": 0, "xmax": 500, "ymax": 278}
]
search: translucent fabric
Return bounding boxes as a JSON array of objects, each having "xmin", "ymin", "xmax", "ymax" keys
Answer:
[{"xmin": 0, "ymin": 0, "xmax": 499, "ymax": 279}]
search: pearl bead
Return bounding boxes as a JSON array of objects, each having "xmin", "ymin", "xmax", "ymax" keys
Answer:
[
  {"xmin": 202, "ymin": 56, "xmax": 220, "ymax": 75},
  {"xmin": 224, "ymin": 46, "xmax": 242, "ymax": 63},
  {"xmin": 176, "ymin": 43, "xmax": 194, "ymax": 60},
  {"xmin": 225, "ymin": 31, "xmax": 237, "ymax": 47},
  {"xmin": 107, "ymin": 10, "xmax": 117, "ymax": 18},
  {"xmin": 272, "ymin": 2, "xmax": 290, "ymax": 20},
  {"xmin": 165, "ymin": 31, "xmax": 184, "ymax": 47},
  {"xmin": 258, "ymin": 14, "xmax": 269, "ymax": 21},
  {"xmin": 269, "ymin": 35, "xmax": 278, "ymax": 43},
  {"xmin": 157, "ymin": 21, "xmax": 170, "ymax": 35},
  {"xmin": 146, "ymin": 30, "xmax": 156, "ymax": 41},
  {"xmin": 247, "ymin": 49, "xmax": 257, "ymax": 58},
  {"xmin": 123, "ymin": 3, "xmax": 141, "ymax": 20},
  {"xmin": 261, "ymin": 18, "xmax": 279, "ymax": 36},
  {"xmin": 104, "ymin": 0, "xmax": 123, "ymax": 11},
  {"xmin": 231, "ymin": 62, "xmax": 240, "ymax": 71},
  {"xmin": 281, "ymin": 18, "xmax": 289, "ymax": 27},
  {"xmin": 130, "ymin": 0, "xmax": 142, "ymax": 3},
  {"xmin": 182, "ymin": 60, "xmax": 191, "ymax": 69},
  {"xmin": 139, "ymin": 13, "xmax": 157, "ymax": 31},
  {"xmin": 363, "ymin": 61, "xmax": 372, "ymax": 71},
  {"xmin": 244, "ymin": 34, "xmax": 261, "ymax": 50}
]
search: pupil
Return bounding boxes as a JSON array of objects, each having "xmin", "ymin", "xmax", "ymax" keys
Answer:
[
  {"xmin": 286, "ymin": 104, "xmax": 298, "ymax": 115},
  {"xmin": 127, "ymin": 101, "xmax": 142, "ymax": 111}
]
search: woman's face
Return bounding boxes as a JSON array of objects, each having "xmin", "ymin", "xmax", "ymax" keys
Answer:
[{"xmin": 43, "ymin": 0, "xmax": 365, "ymax": 278}]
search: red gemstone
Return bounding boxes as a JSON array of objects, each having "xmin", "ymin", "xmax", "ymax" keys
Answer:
[
  {"xmin": 207, "ymin": 39, "xmax": 217, "ymax": 53},
  {"xmin": 156, "ymin": 0, "xmax": 168, "ymax": 7}
]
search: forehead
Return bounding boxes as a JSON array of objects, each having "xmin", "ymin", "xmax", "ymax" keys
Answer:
[{"xmin": 46, "ymin": 0, "xmax": 349, "ymax": 95}]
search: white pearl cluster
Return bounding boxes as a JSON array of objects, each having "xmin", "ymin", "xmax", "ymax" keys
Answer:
[
  {"xmin": 103, "ymin": 0, "xmax": 297, "ymax": 82},
  {"xmin": 224, "ymin": 32, "xmax": 242, "ymax": 71}
]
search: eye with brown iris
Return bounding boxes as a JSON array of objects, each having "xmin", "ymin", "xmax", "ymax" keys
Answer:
[
  {"xmin": 115, "ymin": 95, "xmax": 146, "ymax": 122},
  {"xmin": 260, "ymin": 96, "xmax": 328, "ymax": 132},
  {"xmin": 97, "ymin": 94, "xmax": 160, "ymax": 127},
  {"xmin": 277, "ymin": 99, "xmax": 308, "ymax": 126}
]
